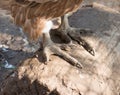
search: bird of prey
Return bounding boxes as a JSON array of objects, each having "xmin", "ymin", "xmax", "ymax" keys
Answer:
[{"xmin": 3, "ymin": 0, "xmax": 95, "ymax": 68}]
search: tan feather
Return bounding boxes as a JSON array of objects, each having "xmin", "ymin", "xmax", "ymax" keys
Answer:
[{"xmin": 10, "ymin": 0, "xmax": 83, "ymax": 41}]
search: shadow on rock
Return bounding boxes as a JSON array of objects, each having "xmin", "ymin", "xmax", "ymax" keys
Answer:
[{"xmin": 0, "ymin": 76, "xmax": 60, "ymax": 95}]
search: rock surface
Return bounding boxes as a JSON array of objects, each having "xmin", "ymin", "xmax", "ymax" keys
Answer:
[
  {"xmin": 82, "ymin": 0, "xmax": 120, "ymax": 12},
  {"xmin": 0, "ymin": 3, "xmax": 120, "ymax": 95}
]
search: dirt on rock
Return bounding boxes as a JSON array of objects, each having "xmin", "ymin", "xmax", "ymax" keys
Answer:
[{"xmin": 0, "ymin": 1, "xmax": 120, "ymax": 95}]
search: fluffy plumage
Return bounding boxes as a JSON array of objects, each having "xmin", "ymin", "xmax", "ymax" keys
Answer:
[{"xmin": 11, "ymin": 0, "xmax": 83, "ymax": 41}]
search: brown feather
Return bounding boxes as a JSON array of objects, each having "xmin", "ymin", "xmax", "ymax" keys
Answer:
[{"xmin": 11, "ymin": 0, "xmax": 83, "ymax": 41}]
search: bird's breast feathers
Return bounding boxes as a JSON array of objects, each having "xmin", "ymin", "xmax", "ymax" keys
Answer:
[{"xmin": 11, "ymin": 0, "xmax": 83, "ymax": 41}]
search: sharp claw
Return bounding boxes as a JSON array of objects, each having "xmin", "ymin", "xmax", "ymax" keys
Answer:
[
  {"xmin": 68, "ymin": 32, "xmax": 94, "ymax": 55},
  {"xmin": 78, "ymin": 39, "xmax": 95, "ymax": 56},
  {"xmin": 88, "ymin": 49, "xmax": 95, "ymax": 56},
  {"xmin": 84, "ymin": 48, "xmax": 95, "ymax": 56},
  {"xmin": 76, "ymin": 63, "xmax": 83, "ymax": 69},
  {"xmin": 80, "ymin": 42, "xmax": 95, "ymax": 56}
]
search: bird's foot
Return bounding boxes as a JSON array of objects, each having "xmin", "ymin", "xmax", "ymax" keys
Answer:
[
  {"xmin": 57, "ymin": 27, "xmax": 95, "ymax": 56},
  {"xmin": 35, "ymin": 43, "xmax": 83, "ymax": 69}
]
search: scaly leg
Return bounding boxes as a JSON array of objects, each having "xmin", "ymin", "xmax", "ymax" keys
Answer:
[
  {"xmin": 57, "ymin": 14, "xmax": 95, "ymax": 56},
  {"xmin": 35, "ymin": 20, "xmax": 83, "ymax": 68},
  {"xmin": 36, "ymin": 14, "xmax": 95, "ymax": 68}
]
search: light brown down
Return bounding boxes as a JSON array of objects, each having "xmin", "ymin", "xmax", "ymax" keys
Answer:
[{"xmin": 9, "ymin": 0, "xmax": 83, "ymax": 41}]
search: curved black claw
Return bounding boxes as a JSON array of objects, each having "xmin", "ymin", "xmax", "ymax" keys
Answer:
[
  {"xmin": 87, "ymin": 49, "xmax": 95, "ymax": 56},
  {"xmin": 76, "ymin": 63, "xmax": 83, "ymax": 69},
  {"xmin": 68, "ymin": 32, "xmax": 95, "ymax": 56},
  {"xmin": 79, "ymin": 39, "xmax": 95, "ymax": 56}
]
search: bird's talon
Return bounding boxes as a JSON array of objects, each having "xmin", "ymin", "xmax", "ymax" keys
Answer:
[
  {"xmin": 76, "ymin": 64, "xmax": 83, "ymax": 69},
  {"xmin": 67, "ymin": 28, "xmax": 95, "ymax": 56},
  {"xmin": 89, "ymin": 50, "xmax": 95, "ymax": 56}
]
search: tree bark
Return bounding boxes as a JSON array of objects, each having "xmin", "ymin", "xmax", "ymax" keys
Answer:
[{"xmin": 0, "ymin": 3, "xmax": 120, "ymax": 95}]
